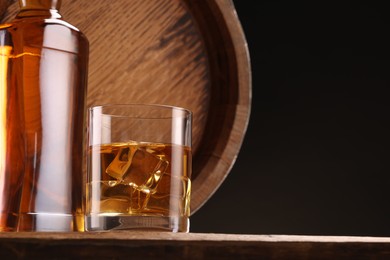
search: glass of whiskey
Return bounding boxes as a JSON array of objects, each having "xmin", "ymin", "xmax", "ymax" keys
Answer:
[{"xmin": 85, "ymin": 104, "xmax": 192, "ymax": 232}]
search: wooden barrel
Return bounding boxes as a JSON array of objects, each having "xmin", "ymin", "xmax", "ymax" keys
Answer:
[{"xmin": 0, "ymin": 0, "xmax": 251, "ymax": 214}]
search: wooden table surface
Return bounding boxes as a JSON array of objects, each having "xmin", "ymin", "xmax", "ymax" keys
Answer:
[{"xmin": 1, "ymin": 232, "xmax": 389, "ymax": 259}]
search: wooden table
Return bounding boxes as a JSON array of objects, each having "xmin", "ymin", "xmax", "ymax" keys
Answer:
[{"xmin": 1, "ymin": 232, "xmax": 389, "ymax": 259}]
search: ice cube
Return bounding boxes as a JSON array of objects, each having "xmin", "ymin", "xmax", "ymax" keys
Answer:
[
  {"xmin": 141, "ymin": 173, "xmax": 173, "ymax": 215},
  {"xmin": 145, "ymin": 143, "xmax": 166, "ymax": 157},
  {"xmin": 121, "ymin": 146, "xmax": 169, "ymax": 193},
  {"xmin": 128, "ymin": 189, "xmax": 150, "ymax": 213},
  {"xmin": 145, "ymin": 175, "xmax": 191, "ymax": 216},
  {"xmin": 99, "ymin": 181, "xmax": 149, "ymax": 213},
  {"xmin": 101, "ymin": 181, "xmax": 132, "ymax": 200},
  {"xmin": 147, "ymin": 174, "xmax": 190, "ymax": 198},
  {"xmin": 102, "ymin": 143, "xmax": 170, "ymax": 214},
  {"xmin": 105, "ymin": 145, "xmax": 138, "ymax": 181},
  {"xmin": 143, "ymin": 193, "xmax": 171, "ymax": 215}
]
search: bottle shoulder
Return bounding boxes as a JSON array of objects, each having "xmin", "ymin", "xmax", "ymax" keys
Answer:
[
  {"xmin": 0, "ymin": 17, "xmax": 88, "ymax": 54},
  {"xmin": 9, "ymin": 16, "xmax": 82, "ymax": 34}
]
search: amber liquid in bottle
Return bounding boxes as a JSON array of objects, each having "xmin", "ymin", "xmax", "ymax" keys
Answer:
[{"xmin": 0, "ymin": 0, "xmax": 88, "ymax": 231}]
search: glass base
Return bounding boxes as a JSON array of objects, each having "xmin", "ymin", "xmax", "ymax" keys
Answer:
[
  {"xmin": 85, "ymin": 214, "xmax": 189, "ymax": 232},
  {"xmin": 17, "ymin": 212, "xmax": 82, "ymax": 232}
]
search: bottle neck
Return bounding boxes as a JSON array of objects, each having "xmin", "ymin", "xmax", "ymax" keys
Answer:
[
  {"xmin": 17, "ymin": 0, "xmax": 62, "ymax": 18},
  {"xmin": 19, "ymin": 0, "xmax": 61, "ymax": 10}
]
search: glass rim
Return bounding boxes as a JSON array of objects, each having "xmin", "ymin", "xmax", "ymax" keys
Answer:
[{"xmin": 89, "ymin": 103, "xmax": 192, "ymax": 119}]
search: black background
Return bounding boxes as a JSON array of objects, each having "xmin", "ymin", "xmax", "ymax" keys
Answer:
[{"xmin": 190, "ymin": 1, "xmax": 390, "ymax": 236}]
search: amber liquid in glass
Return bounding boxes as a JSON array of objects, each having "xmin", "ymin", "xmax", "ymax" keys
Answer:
[
  {"xmin": 0, "ymin": 1, "xmax": 88, "ymax": 231},
  {"xmin": 86, "ymin": 142, "xmax": 192, "ymax": 232}
]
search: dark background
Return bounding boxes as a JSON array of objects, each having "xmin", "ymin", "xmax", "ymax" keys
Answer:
[{"xmin": 191, "ymin": 1, "xmax": 390, "ymax": 236}]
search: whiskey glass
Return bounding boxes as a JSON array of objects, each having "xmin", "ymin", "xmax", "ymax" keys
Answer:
[{"xmin": 85, "ymin": 104, "xmax": 192, "ymax": 232}]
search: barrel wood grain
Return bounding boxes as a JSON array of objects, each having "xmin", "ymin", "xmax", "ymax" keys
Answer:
[
  {"xmin": 1, "ymin": 232, "xmax": 389, "ymax": 259},
  {"xmin": 0, "ymin": 0, "xmax": 9, "ymax": 18},
  {"xmin": 0, "ymin": 0, "xmax": 251, "ymax": 214}
]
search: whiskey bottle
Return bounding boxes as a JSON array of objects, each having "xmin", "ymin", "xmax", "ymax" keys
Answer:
[{"xmin": 0, "ymin": 0, "xmax": 89, "ymax": 231}]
